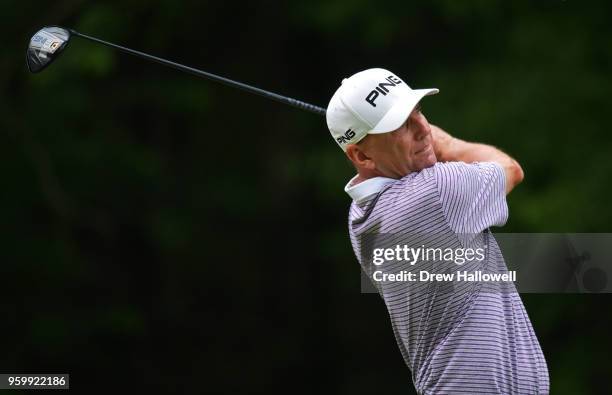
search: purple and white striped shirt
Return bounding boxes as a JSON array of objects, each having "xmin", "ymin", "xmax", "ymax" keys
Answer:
[{"xmin": 346, "ymin": 161, "xmax": 549, "ymax": 394}]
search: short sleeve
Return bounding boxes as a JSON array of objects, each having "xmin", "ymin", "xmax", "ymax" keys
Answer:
[{"xmin": 434, "ymin": 161, "xmax": 508, "ymax": 234}]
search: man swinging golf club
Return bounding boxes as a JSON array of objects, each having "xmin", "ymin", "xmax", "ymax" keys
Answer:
[
  {"xmin": 27, "ymin": 26, "xmax": 549, "ymax": 394},
  {"xmin": 326, "ymin": 68, "xmax": 549, "ymax": 394}
]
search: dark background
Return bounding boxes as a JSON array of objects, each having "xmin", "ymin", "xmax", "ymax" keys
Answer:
[{"xmin": 2, "ymin": 0, "xmax": 611, "ymax": 393}]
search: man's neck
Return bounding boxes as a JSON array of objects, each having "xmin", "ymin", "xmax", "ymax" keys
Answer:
[
  {"xmin": 351, "ymin": 174, "xmax": 369, "ymax": 186},
  {"xmin": 352, "ymin": 170, "xmax": 399, "ymax": 186}
]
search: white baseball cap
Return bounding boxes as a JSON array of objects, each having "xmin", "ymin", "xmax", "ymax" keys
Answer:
[{"xmin": 326, "ymin": 68, "xmax": 439, "ymax": 151}]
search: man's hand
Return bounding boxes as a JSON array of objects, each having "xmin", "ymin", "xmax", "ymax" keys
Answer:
[
  {"xmin": 431, "ymin": 126, "xmax": 456, "ymax": 161},
  {"xmin": 431, "ymin": 124, "xmax": 524, "ymax": 194}
]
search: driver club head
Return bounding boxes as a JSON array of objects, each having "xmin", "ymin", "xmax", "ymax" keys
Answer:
[{"xmin": 26, "ymin": 26, "xmax": 71, "ymax": 73}]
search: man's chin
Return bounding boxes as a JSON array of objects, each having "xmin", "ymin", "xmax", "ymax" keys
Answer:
[
  {"xmin": 417, "ymin": 152, "xmax": 438, "ymax": 170},
  {"xmin": 402, "ymin": 152, "xmax": 438, "ymax": 175}
]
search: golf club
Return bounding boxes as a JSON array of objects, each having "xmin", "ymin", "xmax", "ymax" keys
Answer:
[{"xmin": 26, "ymin": 26, "xmax": 327, "ymax": 116}]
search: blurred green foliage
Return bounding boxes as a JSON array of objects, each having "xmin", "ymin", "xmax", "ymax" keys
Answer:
[{"xmin": 1, "ymin": 0, "xmax": 611, "ymax": 394}]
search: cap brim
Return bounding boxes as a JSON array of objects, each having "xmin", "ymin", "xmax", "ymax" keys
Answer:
[{"xmin": 369, "ymin": 88, "xmax": 439, "ymax": 134}]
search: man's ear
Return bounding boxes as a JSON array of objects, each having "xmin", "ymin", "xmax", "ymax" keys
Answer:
[{"xmin": 346, "ymin": 143, "xmax": 376, "ymax": 170}]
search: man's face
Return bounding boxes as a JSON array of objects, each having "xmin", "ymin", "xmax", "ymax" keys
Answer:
[{"xmin": 357, "ymin": 103, "xmax": 437, "ymax": 178}]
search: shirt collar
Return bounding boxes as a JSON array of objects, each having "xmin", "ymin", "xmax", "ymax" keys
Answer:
[{"xmin": 344, "ymin": 175, "xmax": 396, "ymax": 203}]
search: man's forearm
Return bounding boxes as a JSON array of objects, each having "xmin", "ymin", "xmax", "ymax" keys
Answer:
[
  {"xmin": 432, "ymin": 125, "xmax": 508, "ymax": 163},
  {"xmin": 431, "ymin": 124, "xmax": 524, "ymax": 194}
]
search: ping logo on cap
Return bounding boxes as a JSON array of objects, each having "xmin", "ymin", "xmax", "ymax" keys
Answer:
[
  {"xmin": 336, "ymin": 128, "xmax": 356, "ymax": 144},
  {"xmin": 365, "ymin": 75, "xmax": 403, "ymax": 107}
]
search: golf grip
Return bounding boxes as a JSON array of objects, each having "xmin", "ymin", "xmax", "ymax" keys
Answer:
[
  {"xmin": 286, "ymin": 98, "xmax": 327, "ymax": 116},
  {"xmin": 70, "ymin": 30, "xmax": 327, "ymax": 116}
]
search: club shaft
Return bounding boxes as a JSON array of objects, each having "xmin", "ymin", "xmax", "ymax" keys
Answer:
[{"xmin": 69, "ymin": 30, "xmax": 327, "ymax": 116}]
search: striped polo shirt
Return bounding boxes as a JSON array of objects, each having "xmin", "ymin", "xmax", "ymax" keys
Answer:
[{"xmin": 346, "ymin": 161, "xmax": 549, "ymax": 394}]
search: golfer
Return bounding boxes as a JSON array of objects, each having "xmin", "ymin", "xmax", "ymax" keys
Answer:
[{"xmin": 326, "ymin": 68, "xmax": 549, "ymax": 394}]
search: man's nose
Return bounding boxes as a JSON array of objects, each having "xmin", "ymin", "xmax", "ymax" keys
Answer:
[{"xmin": 413, "ymin": 113, "xmax": 430, "ymax": 140}]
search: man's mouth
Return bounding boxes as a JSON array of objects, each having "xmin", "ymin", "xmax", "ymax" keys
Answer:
[{"xmin": 415, "ymin": 145, "xmax": 431, "ymax": 155}]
